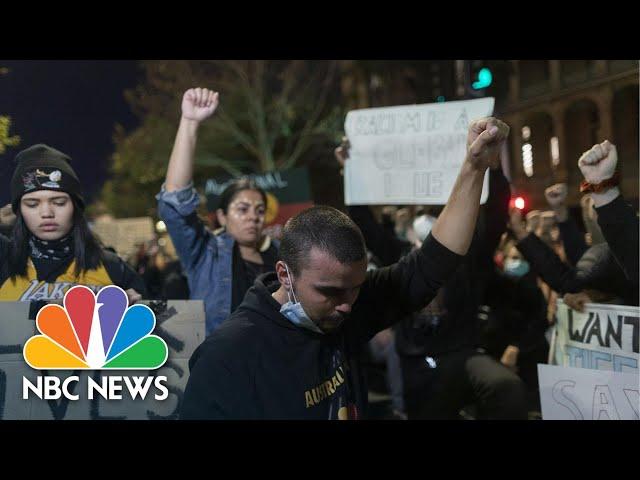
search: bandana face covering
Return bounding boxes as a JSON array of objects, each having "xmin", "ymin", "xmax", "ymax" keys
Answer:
[
  {"xmin": 28, "ymin": 234, "xmax": 74, "ymax": 280},
  {"xmin": 29, "ymin": 235, "xmax": 72, "ymax": 261}
]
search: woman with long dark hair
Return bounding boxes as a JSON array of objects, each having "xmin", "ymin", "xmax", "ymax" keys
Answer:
[
  {"xmin": 157, "ymin": 87, "xmax": 278, "ymax": 335},
  {"xmin": 0, "ymin": 144, "xmax": 146, "ymax": 304}
]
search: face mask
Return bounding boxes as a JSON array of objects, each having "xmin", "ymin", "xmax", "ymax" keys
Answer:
[
  {"xmin": 504, "ymin": 258, "xmax": 530, "ymax": 278},
  {"xmin": 412, "ymin": 214, "xmax": 436, "ymax": 247},
  {"xmin": 279, "ymin": 264, "xmax": 324, "ymax": 335}
]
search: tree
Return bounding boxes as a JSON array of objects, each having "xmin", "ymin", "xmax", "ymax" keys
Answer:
[
  {"xmin": 100, "ymin": 60, "xmax": 345, "ymax": 217},
  {"xmin": 0, "ymin": 67, "xmax": 20, "ymax": 154},
  {"xmin": 0, "ymin": 116, "xmax": 20, "ymax": 154}
]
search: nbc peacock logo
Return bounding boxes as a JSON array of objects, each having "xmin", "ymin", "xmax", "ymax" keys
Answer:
[{"xmin": 23, "ymin": 285, "xmax": 168, "ymax": 370}]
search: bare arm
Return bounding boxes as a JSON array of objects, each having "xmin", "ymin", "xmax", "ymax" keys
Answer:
[
  {"xmin": 431, "ymin": 117, "xmax": 510, "ymax": 255},
  {"xmin": 165, "ymin": 88, "xmax": 219, "ymax": 192}
]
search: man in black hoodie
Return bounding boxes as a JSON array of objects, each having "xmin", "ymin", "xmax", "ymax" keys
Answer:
[{"xmin": 180, "ymin": 117, "xmax": 510, "ymax": 419}]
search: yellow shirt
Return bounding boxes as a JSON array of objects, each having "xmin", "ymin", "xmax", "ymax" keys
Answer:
[{"xmin": 0, "ymin": 260, "xmax": 114, "ymax": 301}]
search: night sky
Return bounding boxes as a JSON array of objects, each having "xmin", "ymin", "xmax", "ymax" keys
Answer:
[{"xmin": 0, "ymin": 60, "xmax": 141, "ymax": 206}]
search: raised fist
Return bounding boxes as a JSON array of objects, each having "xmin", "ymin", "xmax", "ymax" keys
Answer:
[
  {"xmin": 466, "ymin": 117, "xmax": 510, "ymax": 171},
  {"xmin": 545, "ymin": 183, "xmax": 568, "ymax": 209},
  {"xmin": 182, "ymin": 88, "xmax": 219, "ymax": 123},
  {"xmin": 578, "ymin": 140, "xmax": 617, "ymax": 184}
]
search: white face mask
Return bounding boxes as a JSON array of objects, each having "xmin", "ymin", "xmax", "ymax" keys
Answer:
[
  {"xmin": 412, "ymin": 214, "xmax": 436, "ymax": 246},
  {"xmin": 279, "ymin": 263, "xmax": 324, "ymax": 334}
]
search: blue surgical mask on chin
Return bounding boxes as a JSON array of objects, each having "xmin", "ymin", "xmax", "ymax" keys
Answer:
[
  {"xmin": 504, "ymin": 258, "xmax": 530, "ymax": 278},
  {"xmin": 280, "ymin": 264, "xmax": 324, "ymax": 335}
]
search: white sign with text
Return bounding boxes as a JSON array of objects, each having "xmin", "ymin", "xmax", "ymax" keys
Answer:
[
  {"xmin": 538, "ymin": 364, "xmax": 639, "ymax": 420},
  {"xmin": 552, "ymin": 301, "xmax": 639, "ymax": 373},
  {"xmin": 344, "ymin": 97, "xmax": 495, "ymax": 205}
]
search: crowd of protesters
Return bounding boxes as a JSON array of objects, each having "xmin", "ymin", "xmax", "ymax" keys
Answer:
[{"xmin": 0, "ymin": 86, "xmax": 637, "ymax": 420}]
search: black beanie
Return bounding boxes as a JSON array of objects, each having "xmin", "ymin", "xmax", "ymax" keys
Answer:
[{"xmin": 10, "ymin": 144, "xmax": 84, "ymax": 213}]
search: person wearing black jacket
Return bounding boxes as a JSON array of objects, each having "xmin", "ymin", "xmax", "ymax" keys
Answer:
[
  {"xmin": 578, "ymin": 140, "xmax": 639, "ymax": 290},
  {"xmin": 482, "ymin": 240, "xmax": 549, "ymax": 411},
  {"xmin": 509, "ymin": 211, "xmax": 636, "ymax": 305},
  {"xmin": 396, "ymin": 167, "xmax": 529, "ymax": 419},
  {"xmin": 180, "ymin": 117, "xmax": 510, "ymax": 419},
  {"xmin": 508, "ymin": 140, "xmax": 638, "ymax": 310},
  {"xmin": 339, "ymin": 132, "xmax": 529, "ymax": 419},
  {"xmin": 356, "ymin": 168, "xmax": 534, "ymax": 418},
  {"xmin": 0, "ymin": 144, "xmax": 145, "ymax": 316}
]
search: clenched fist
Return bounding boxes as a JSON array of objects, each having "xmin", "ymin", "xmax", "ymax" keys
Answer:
[
  {"xmin": 182, "ymin": 88, "xmax": 219, "ymax": 123},
  {"xmin": 545, "ymin": 183, "xmax": 568, "ymax": 209},
  {"xmin": 466, "ymin": 117, "xmax": 510, "ymax": 172},
  {"xmin": 578, "ymin": 140, "xmax": 617, "ymax": 184}
]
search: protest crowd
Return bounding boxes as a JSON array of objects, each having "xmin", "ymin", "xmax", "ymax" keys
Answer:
[{"xmin": 0, "ymin": 83, "xmax": 637, "ymax": 421}]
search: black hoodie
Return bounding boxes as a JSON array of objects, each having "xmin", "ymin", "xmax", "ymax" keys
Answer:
[{"xmin": 180, "ymin": 234, "xmax": 462, "ymax": 420}]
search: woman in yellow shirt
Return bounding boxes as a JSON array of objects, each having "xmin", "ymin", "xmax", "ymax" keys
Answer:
[{"xmin": 0, "ymin": 144, "xmax": 145, "ymax": 310}]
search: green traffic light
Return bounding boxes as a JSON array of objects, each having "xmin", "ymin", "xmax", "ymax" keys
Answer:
[{"xmin": 472, "ymin": 67, "xmax": 493, "ymax": 90}]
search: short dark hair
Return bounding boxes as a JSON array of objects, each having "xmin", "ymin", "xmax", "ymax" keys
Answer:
[
  {"xmin": 218, "ymin": 179, "xmax": 267, "ymax": 214},
  {"xmin": 280, "ymin": 206, "xmax": 367, "ymax": 275}
]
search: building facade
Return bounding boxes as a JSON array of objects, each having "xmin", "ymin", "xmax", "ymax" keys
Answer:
[{"xmin": 499, "ymin": 60, "xmax": 638, "ymax": 208}]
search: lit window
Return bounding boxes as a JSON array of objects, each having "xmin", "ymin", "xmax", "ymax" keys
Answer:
[
  {"xmin": 522, "ymin": 143, "xmax": 533, "ymax": 177},
  {"xmin": 550, "ymin": 137, "xmax": 560, "ymax": 166}
]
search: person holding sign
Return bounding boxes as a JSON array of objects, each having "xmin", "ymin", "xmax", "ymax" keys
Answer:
[
  {"xmin": 0, "ymin": 144, "xmax": 146, "ymax": 310},
  {"xmin": 181, "ymin": 117, "xmax": 510, "ymax": 419},
  {"xmin": 157, "ymin": 88, "xmax": 278, "ymax": 335}
]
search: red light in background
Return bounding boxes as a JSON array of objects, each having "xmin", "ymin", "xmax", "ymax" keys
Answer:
[{"xmin": 509, "ymin": 196, "xmax": 527, "ymax": 211}]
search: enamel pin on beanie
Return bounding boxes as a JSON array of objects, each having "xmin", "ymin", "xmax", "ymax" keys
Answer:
[{"xmin": 10, "ymin": 144, "xmax": 85, "ymax": 212}]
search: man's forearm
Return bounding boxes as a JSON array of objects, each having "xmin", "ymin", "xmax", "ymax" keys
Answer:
[
  {"xmin": 165, "ymin": 118, "xmax": 199, "ymax": 192},
  {"xmin": 431, "ymin": 163, "xmax": 486, "ymax": 255}
]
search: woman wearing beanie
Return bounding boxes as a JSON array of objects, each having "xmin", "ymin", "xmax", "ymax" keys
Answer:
[
  {"xmin": 0, "ymin": 144, "xmax": 146, "ymax": 306},
  {"xmin": 157, "ymin": 88, "xmax": 278, "ymax": 336}
]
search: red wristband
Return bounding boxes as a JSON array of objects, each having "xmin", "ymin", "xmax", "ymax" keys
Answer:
[{"xmin": 580, "ymin": 171, "xmax": 620, "ymax": 193}]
